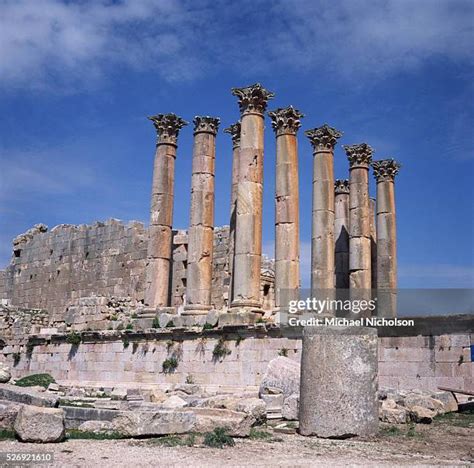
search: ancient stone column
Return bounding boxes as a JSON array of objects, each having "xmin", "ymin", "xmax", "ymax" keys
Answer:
[
  {"xmin": 145, "ymin": 113, "xmax": 187, "ymax": 308},
  {"xmin": 334, "ymin": 179, "xmax": 350, "ymax": 290},
  {"xmin": 344, "ymin": 143, "xmax": 373, "ymax": 308},
  {"xmin": 183, "ymin": 116, "xmax": 220, "ymax": 315},
  {"xmin": 370, "ymin": 197, "xmax": 377, "ymax": 292},
  {"xmin": 372, "ymin": 159, "xmax": 401, "ymax": 317},
  {"xmin": 230, "ymin": 83, "xmax": 274, "ymax": 311},
  {"xmin": 305, "ymin": 125, "xmax": 342, "ymax": 307},
  {"xmin": 299, "ymin": 326, "xmax": 379, "ymax": 437},
  {"xmin": 224, "ymin": 122, "xmax": 241, "ymax": 304},
  {"xmin": 268, "ymin": 106, "xmax": 303, "ymax": 310}
]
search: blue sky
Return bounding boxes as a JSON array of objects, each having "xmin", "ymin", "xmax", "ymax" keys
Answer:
[{"xmin": 0, "ymin": 0, "xmax": 473, "ymax": 288}]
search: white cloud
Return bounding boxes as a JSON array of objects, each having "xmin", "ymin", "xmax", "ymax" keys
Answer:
[
  {"xmin": 272, "ymin": 0, "xmax": 474, "ymax": 78},
  {"xmin": 0, "ymin": 0, "xmax": 203, "ymax": 90},
  {"xmin": 0, "ymin": 0, "xmax": 472, "ymax": 91}
]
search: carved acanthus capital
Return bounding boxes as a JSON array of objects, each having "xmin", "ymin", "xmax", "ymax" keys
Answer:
[
  {"xmin": 372, "ymin": 159, "xmax": 401, "ymax": 182},
  {"xmin": 224, "ymin": 121, "xmax": 241, "ymax": 148},
  {"xmin": 231, "ymin": 83, "xmax": 275, "ymax": 116},
  {"xmin": 335, "ymin": 179, "xmax": 349, "ymax": 195},
  {"xmin": 344, "ymin": 143, "xmax": 374, "ymax": 168},
  {"xmin": 268, "ymin": 106, "xmax": 304, "ymax": 136},
  {"xmin": 305, "ymin": 124, "xmax": 343, "ymax": 151},
  {"xmin": 148, "ymin": 113, "xmax": 188, "ymax": 146},
  {"xmin": 193, "ymin": 116, "xmax": 220, "ymax": 136}
]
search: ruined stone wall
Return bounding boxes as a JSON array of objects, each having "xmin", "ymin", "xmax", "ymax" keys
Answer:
[
  {"xmin": 1, "ymin": 329, "xmax": 472, "ymax": 391},
  {"xmin": 0, "ymin": 220, "xmax": 148, "ymax": 321},
  {"xmin": 0, "ymin": 222, "xmax": 273, "ymax": 319}
]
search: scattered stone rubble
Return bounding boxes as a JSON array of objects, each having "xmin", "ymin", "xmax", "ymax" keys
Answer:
[
  {"xmin": 379, "ymin": 387, "xmax": 458, "ymax": 424},
  {"xmin": 0, "ymin": 354, "xmax": 463, "ymax": 443}
]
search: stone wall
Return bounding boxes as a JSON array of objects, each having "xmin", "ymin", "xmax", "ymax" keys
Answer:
[
  {"xmin": 0, "ymin": 221, "xmax": 274, "ymax": 320},
  {"xmin": 0, "ymin": 220, "xmax": 148, "ymax": 322},
  {"xmin": 1, "ymin": 326, "xmax": 472, "ymax": 392}
]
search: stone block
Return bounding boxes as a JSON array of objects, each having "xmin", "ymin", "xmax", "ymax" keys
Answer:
[
  {"xmin": 111, "ymin": 410, "xmax": 195, "ymax": 437},
  {"xmin": 0, "ymin": 384, "xmax": 59, "ymax": 407},
  {"xmin": 259, "ymin": 356, "xmax": 300, "ymax": 398},
  {"xmin": 14, "ymin": 405, "xmax": 65, "ymax": 443},
  {"xmin": 183, "ymin": 407, "xmax": 254, "ymax": 437},
  {"xmin": 218, "ymin": 312, "xmax": 257, "ymax": 327}
]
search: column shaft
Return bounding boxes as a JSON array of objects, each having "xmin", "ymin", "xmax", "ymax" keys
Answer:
[
  {"xmin": 306, "ymin": 125, "xmax": 342, "ymax": 306},
  {"xmin": 269, "ymin": 106, "xmax": 303, "ymax": 310},
  {"xmin": 344, "ymin": 144, "xmax": 373, "ymax": 311},
  {"xmin": 224, "ymin": 122, "xmax": 241, "ymax": 305},
  {"xmin": 184, "ymin": 117, "xmax": 220, "ymax": 314},
  {"xmin": 231, "ymin": 83, "xmax": 274, "ymax": 310},
  {"xmin": 145, "ymin": 114, "xmax": 187, "ymax": 308},
  {"xmin": 232, "ymin": 113, "xmax": 264, "ymax": 308},
  {"xmin": 370, "ymin": 197, "xmax": 377, "ymax": 291},
  {"xmin": 372, "ymin": 159, "xmax": 401, "ymax": 318}
]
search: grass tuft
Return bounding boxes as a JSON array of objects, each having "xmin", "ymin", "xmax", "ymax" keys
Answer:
[
  {"xmin": 15, "ymin": 373, "xmax": 56, "ymax": 389},
  {"xmin": 0, "ymin": 430, "xmax": 15, "ymax": 440},
  {"xmin": 66, "ymin": 331, "xmax": 81, "ymax": 346},
  {"xmin": 162, "ymin": 356, "xmax": 179, "ymax": 373},
  {"xmin": 203, "ymin": 427, "xmax": 235, "ymax": 448},
  {"xmin": 249, "ymin": 428, "xmax": 273, "ymax": 440}
]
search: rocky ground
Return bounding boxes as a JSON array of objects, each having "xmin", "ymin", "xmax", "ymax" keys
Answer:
[{"xmin": 0, "ymin": 412, "xmax": 472, "ymax": 467}]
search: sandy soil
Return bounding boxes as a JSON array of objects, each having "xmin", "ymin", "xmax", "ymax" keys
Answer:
[{"xmin": 0, "ymin": 414, "xmax": 472, "ymax": 467}]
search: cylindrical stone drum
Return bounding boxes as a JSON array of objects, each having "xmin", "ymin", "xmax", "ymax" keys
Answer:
[{"xmin": 299, "ymin": 326, "xmax": 378, "ymax": 438}]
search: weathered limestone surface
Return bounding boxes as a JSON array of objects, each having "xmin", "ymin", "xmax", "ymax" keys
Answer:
[
  {"xmin": 370, "ymin": 197, "xmax": 377, "ymax": 292},
  {"xmin": 0, "ymin": 400, "xmax": 20, "ymax": 430},
  {"xmin": 231, "ymin": 83, "xmax": 274, "ymax": 310},
  {"xmin": 184, "ymin": 117, "xmax": 220, "ymax": 315},
  {"xmin": 259, "ymin": 356, "xmax": 300, "ymax": 397},
  {"xmin": 0, "ymin": 363, "xmax": 11, "ymax": 383},
  {"xmin": 145, "ymin": 113, "xmax": 187, "ymax": 308},
  {"xmin": 1, "ymin": 221, "xmax": 147, "ymax": 320},
  {"xmin": 183, "ymin": 407, "xmax": 254, "ymax": 437},
  {"xmin": 373, "ymin": 159, "xmax": 401, "ymax": 317},
  {"xmin": 110, "ymin": 409, "xmax": 195, "ymax": 437},
  {"xmin": 0, "ymin": 383, "xmax": 59, "ymax": 407},
  {"xmin": 14, "ymin": 405, "xmax": 65, "ymax": 442},
  {"xmin": 0, "ymin": 326, "xmax": 472, "ymax": 391},
  {"xmin": 305, "ymin": 125, "xmax": 342, "ymax": 302},
  {"xmin": 299, "ymin": 327, "xmax": 378, "ymax": 438},
  {"xmin": 268, "ymin": 107, "xmax": 303, "ymax": 309},
  {"xmin": 344, "ymin": 143, "xmax": 373, "ymax": 309},
  {"xmin": 334, "ymin": 179, "xmax": 350, "ymax": 289},
  {"xmin": 224, "ymin": 123, "xmax": 241, "ymax": 303}
]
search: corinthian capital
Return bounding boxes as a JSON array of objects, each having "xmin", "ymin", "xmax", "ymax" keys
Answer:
[
  {"xmin": 344, "ymin": 143, "xmax": 374, "ymax": 168},
  {"xmin": 268, "ymin": 106, "xmax": 304, "ymax": 136},
  {"xmin": 224, "ymin": 121, "xmax": 241, "ymax": 148},
  {"xmin": 305, "ymin": 124, "xmax": 343, "ymax": 151},
  {"xmin": 148, "ymin": 113, "xmax": 188, "ymax": 145},
  {"xmin": 193, "ymin": 116, "xmax": 220, "ymax": 135},
  {"xmin": 372, "ymin": 159, "xmax": 401, "ymax": 182},
  {"xmin": 231, "ymin": 83, "xmax": 275, "ymax": 116},
  {"xmin": 335, "ymin": 179, "xmax": 349, "ymax": 195}
]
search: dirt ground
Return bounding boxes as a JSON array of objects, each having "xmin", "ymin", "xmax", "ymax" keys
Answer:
[{"xmin": 0, "ymin": 412, "xmax": 472, "ymax": 467}]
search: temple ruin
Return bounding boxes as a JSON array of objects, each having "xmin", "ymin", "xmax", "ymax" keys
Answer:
[{"xmin": 0, "ymin": 83, "xmax": 471, "ymax": 395}]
